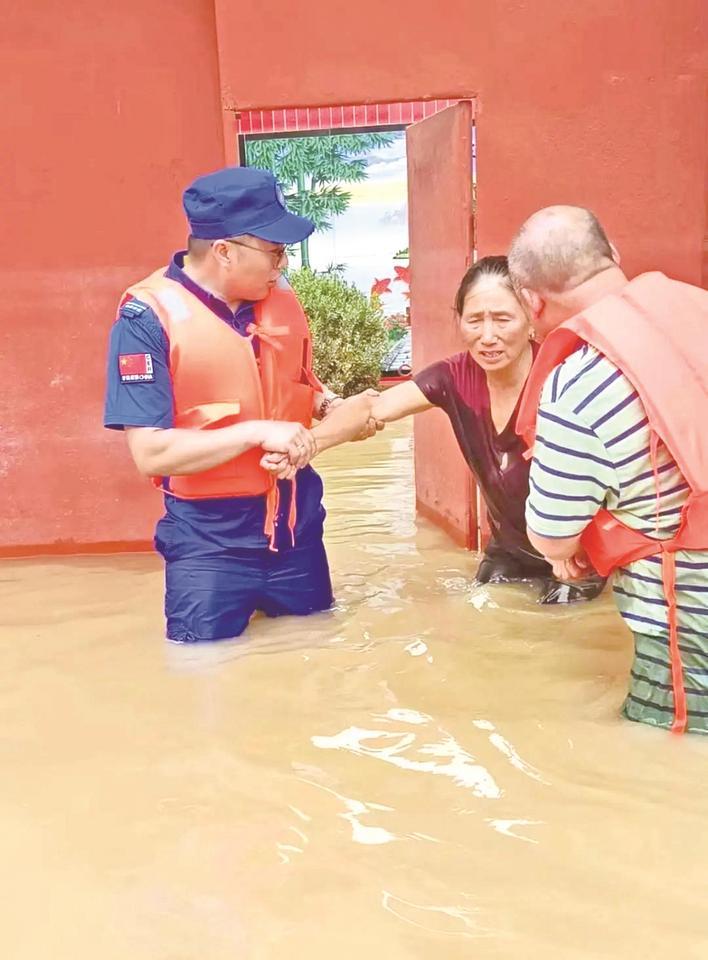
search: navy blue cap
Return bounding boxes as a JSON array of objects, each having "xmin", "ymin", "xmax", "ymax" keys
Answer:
[{"xmin": 183, "ymin": 166, "xmax": 314, "ymax": 243}]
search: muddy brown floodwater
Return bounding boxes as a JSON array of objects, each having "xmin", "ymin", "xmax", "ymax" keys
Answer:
[{"xmin": 1, "ymin": 420, "xmax": 707, "ymax": 959}]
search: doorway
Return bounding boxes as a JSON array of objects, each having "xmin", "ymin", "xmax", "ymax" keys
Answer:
[{"xmin": 237, "ymin": 99, "xmax": 480, "ymax": 548}]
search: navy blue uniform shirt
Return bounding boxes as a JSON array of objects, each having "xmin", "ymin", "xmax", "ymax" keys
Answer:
[{"xmin": 104, "ymin": 252, "xmax": 326, "ymax": 552}]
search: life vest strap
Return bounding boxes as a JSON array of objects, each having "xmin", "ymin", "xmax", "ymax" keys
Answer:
[
  {"xmin": 288, "ymin": 475, "xmax": 298, "ymax": 548},
  {"xmin": 247, "ymin": 321, "xmax": 288, "ymax": 351},
  {"xmin": 263, "ymin": 475, "xmax": 299, "ymax": 551},
  {"xmin": 264, "ymin": 482, "xmax": 280, "ymax": 553},
  {"xmin": 662, "ymin": 550, "xmax": 687, "ymax": 734},
  {"xmin": 649, "ymin": 430, "xmax": 661, "ymax": 536}
]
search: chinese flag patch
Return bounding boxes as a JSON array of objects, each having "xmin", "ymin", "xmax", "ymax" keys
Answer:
[{"xmin": 119, "ymin": 353, "xmax": 154, "ymax": 383}]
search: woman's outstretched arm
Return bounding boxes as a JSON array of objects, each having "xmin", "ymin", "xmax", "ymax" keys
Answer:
[
  {"xmin": 261, "ymin": 381, "xmax": 434, "ymax": 478},
  {"xmin": 368, "ymin": 380, "xmax": 434, "ymax": 424}
]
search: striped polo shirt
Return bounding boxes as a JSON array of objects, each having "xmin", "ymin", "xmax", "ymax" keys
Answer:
[{"xmin": 526, "ymin": 344, "xmax": 708, "ymax": 733}]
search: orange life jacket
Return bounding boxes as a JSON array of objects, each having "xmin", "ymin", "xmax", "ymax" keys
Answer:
[
  {"xmin": 517, "ymin": 272, "xmax": 708, "ymax": 733},
  {"xmin": 120, "ymin": 270, "xmax": 320, "ymax": 548}
]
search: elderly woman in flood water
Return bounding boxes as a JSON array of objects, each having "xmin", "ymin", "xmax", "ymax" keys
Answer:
[{"xmin": 268, "ymin": 256, "xmax": 605, "ymax": 604}]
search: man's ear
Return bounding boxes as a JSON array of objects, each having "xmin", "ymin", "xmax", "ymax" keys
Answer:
[
  {"xmin": 609, "ymin": 241, "xmax": 621, "ymax": 266},
  {"xmin": 520, "ymin": 287, "xmax": 544, "ymax": 321},
  {"xmin": 211, "ymin": 239, "xmax": 232, "ymax": 267}
]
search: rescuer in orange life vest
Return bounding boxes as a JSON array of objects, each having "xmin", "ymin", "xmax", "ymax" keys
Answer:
[
  {"xmin": 508, "ymin": 205, "xmax": 708, "ymax": 734},
  {"xmin": 104, "ymin": 166, "xmax": 378, "ymax": 643}
]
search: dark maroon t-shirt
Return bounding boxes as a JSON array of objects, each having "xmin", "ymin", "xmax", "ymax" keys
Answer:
[{"xmin": 414, "ymin": 349, "xmax": 538, "ymax": 557}]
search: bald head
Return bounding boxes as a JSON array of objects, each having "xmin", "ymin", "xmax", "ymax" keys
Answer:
[{"xmin": 508, "ymin": 206, "xmax": 615, "ymax": 295}]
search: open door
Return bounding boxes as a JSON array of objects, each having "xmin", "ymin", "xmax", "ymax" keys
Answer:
[{"xmin": 406, "ymin": 100, "xmax": 478, "ymax": 549}]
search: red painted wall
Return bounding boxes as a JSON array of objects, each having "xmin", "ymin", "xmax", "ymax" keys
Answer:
[
  {"xmin": 2, "ymin": 0, "xmax": 705, "ymax": 553},
  {"xmin": 215, "ymin": 0, "xmax": 706, "ymax": 546},
  {"xmin": 1, "ymin": 1, "xmax": 225, "ymax": 554},
  {"xmin": 216, "ymin": 0, "xmax": 706, "ymax": 284}
]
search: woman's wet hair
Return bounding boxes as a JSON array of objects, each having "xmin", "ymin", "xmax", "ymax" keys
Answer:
[{"xmin": 454, "ymin": 256, "xmax": 514, "ymax": 315}]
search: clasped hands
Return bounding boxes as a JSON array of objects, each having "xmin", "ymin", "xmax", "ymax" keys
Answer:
[{"xmin": 259, "ymin": 389, "xmax": 384, "ymax": 481}]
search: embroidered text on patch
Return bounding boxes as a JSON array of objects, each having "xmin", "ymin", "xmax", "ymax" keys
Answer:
[{"xmin": 119, "ymin": 353, "xmax": 154, "ymax": 383}]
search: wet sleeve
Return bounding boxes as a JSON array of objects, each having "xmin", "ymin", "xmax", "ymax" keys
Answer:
[
  {"xmin": 413, "ymin": 360, "xmax": 454, "ymax": 411},
  {"xmin": 525, "ymin": 400, "xmax": 618, "ymax": 538},
  {"xmin": 103, "ymin": 301, "xmax": 175, "ymax": 430}
]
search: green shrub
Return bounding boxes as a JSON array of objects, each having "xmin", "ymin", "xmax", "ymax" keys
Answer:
[{"xmin": 288, "ymin": 268, "xmax": 389, "ymax": 397}]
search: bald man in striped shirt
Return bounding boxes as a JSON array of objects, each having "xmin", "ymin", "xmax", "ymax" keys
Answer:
[{"xmin": 508, "ymin": 207, "xmax": 708, "ymax": 734}]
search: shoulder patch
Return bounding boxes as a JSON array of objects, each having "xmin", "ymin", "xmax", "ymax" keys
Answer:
[{"xmin": 119, "ymin": 298, "xmax": 150, "ymax": 319}]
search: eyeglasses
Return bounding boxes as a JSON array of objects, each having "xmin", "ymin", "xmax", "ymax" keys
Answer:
[{"xmin": 223, "ymin": 238, "xmax": 287, "ymax": 268}]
